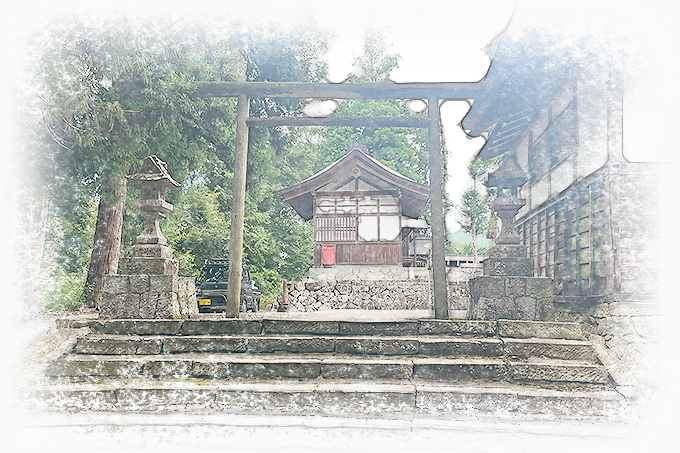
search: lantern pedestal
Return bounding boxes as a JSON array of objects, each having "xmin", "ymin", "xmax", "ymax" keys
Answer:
[{"xmin": 467, "ymin": 275, "xmax": 554, "ymax": 321}]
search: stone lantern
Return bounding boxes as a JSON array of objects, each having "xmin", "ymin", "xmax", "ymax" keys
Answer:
[
  {"xmin": 484, "ymin": 153, "xmax": 534, "ymax": 274},
  {"xmin": 467, "ymin": 153, "xmax": 554, "ymax": 321},
  {"xmin": 128, "ymin": 155, "xmax": 180, "ymax": 248},
  {"xmin": 99, "ymin": 156, "xmax": 197, "ymax": 319}
]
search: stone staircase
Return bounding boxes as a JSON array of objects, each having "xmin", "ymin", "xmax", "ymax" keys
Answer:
[{"xmin": 30, "ymin": 317, "xmax": 626, "ymax": 417}]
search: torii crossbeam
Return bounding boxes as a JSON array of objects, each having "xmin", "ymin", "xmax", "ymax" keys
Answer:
[{"xmin": 195, "ymin": 81, "xmax": 492, "ymax": 319}]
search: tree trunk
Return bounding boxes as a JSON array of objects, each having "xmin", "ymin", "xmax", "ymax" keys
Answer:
[
  {"xmin": 82, "ymin": 177, "xmax": 127, "ymax": 308},
  {"xmin": 14, "ymin": 192, "xmax": 49, "ymax": 320},
  {"xmin": 472, "ymin": 219, "xmax": 478, "ymax": 265}
]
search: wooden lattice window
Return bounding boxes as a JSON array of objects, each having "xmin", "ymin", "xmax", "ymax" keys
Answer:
[{"xmin": 315, "ymin": 215, "xmax": 357, "ymax": 242}]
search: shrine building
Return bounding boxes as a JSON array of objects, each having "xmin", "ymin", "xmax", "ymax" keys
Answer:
[{"xmin": 280, "ymin": 142, "xmax": 430, "ymax": 268}]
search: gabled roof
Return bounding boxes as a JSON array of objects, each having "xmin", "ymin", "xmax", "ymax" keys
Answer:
[
  {"xmin": 460, "ymin": 8, "xmax": 609, "ymax": 160},
  {"xmin": 280, "ymin": 148, "xmax": 430, "ymax": 221}
]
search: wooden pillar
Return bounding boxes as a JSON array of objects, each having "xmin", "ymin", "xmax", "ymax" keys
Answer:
[
  {"xmin": 226, "ymin": 94, "xmax": 249, "ymax": 318},
  {"xmin": 428, "ymin": 97, "xmax": 449, "ymax": 319},
  {"xmin": 278, "ymin": 280, "xmax": 289, "ymax": 312}
]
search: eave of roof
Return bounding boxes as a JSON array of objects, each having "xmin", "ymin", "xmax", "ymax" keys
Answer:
[
  {"xmin": 461, "ymin": 16, "xmax": 602, "ymax": 160},
  {"xmin": 280, "ymin": 149, "xmax": 430, "ymax": 221}
]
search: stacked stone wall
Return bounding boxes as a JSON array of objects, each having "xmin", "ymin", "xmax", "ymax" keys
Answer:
[
  {"xmin": 594, "ymin": 300, "xmax": 662, "ymax": 393},
  {"xmin": 270, "ymin": 280, "xmax": 472, "ymax": 314},
  {"xmin": 552, "ymin": 295, "xmax": 662, "ymax": 395},
  {"xmin": 448, "ymin": 282, "xmax": 472, "ymax": 311},
  {"xmin": 446, "ymin": 265, "xmax": 482, "ymax": 283}
]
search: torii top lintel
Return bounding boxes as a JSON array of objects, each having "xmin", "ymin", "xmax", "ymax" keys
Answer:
[{"xmin": 194, "ymin": 81, "xmax": 494, "ymax": 100}]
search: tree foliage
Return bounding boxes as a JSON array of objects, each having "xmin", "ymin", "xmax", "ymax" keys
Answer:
[
  {"xmin": 31, "ymin": 16, "xmax": 212, "ymax": 195},
  {"xmin": 37, "ymin": 195, "xmax": 97, "ymax": 312},
  {"xmin": 456, "ymin": 156, "xmax": 499, "ymax": 262},
  {"xmin": 21, "ymin": 13, "xmax": 327, "ymax": 307},
  {"xmin": 312, "ymin": 31, "xmax": 428, "ymax": 184},
  {"xmin": 347, "ymin": 30, "xmax": 400, "ymax": 83}
]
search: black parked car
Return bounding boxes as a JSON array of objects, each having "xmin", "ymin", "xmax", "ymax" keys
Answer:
[{"xmin": 195, "ymin": 259, "xmax": 260, "ymax": 313}]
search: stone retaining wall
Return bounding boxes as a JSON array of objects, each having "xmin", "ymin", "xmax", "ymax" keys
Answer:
[
  {"xmin": 446, "ymin": 265, "xmax": 483, "ymax": 283},
  {"xmin": 270, "ymin": 280, "xmax": 472, "ymax": 313},
  {"xmin": 306, "ymin": 264, "xmax": 483, "ymax": 283},
  {"xmin": 553, "ymin": 294, "xmax": 663, "ymax": 396}
]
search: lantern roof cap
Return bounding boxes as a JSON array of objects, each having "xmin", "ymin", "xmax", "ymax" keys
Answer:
[
  {"xmin": 486, "ymin": 153, "xmax": 528, "ymax": 189},
  {"xmin": 127, "ymin": 155, "xmax": 181, "ymax": 189}
]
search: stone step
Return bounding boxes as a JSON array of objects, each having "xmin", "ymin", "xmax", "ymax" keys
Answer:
[
  {"xmin": 60, "ymin": 318, "xmax": 584, "ymax": 339},
  {"xmin": 28, "ymin": 377, "xmax": 625, "ymax": 417},
  {"xmin": 73, "ymin": 335, "xmax": 505, "ymax": 356},
  {"xmin": 413, "ymin": 357, "xmax": 609, "ymax": 385},
  {"xmin": 72, "ymin": 334, "xmax": 598, "ymax": 361},
  {"xmin": 45, "ymin": 353, "xmax": 610, "ymax": 385},
  {"xmin": 502, "ymin": 338, "xmax": 599, "ymax": 362},
  {"xmin": 497, "ymin": 320, "xmax": 584, "ymax": 340}
]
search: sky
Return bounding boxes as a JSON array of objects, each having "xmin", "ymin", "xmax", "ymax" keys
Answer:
[
  {"xmin": 305, "ymin": 0, "xmax": 516, "ymax": 230},
  {"xmin": 3, "ymin": 0, "xmax": 671, "ymax": 225}
]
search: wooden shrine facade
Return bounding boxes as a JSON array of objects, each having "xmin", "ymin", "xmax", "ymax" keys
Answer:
[{"xmin": 280, "ymin": 143, "xmax": 430, "ymax": 267}]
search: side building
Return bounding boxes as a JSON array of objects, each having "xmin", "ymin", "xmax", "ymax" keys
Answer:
[{"xmin": 461, "ymin": 11, "xmax": 665, "ymax": 391}]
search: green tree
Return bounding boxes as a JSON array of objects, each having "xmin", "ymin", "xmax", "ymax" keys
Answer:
[
  {"xmin": 38, "ymin": 194, "xmax": 97, "ymax": 312},
  {"xmin": 23, "ymin": 13, "xmax": 330, "ymax": 309},
  {"xmin": 130, "ymin": 22, "xmax": 324, "ymax": 298},
  {"xmin": 456, "ymin": 157, "xmax": 499, "ymax": 263},
  {"xmin": 27, "ymin": 14, "xmax": 221, "ymax": 308},
  {"xmin": 162, "ymin": 185, "xmax": 231, "ymax": 277},
  {"xmin": 313, "ymin": 30, "xmax": 428, "ymax": 184},
  {"xmin": 347, "ymin": 30, "xmax": 400, "ymax": 83},
  {"xmin": 237, "ymin": 27, "xmax": 327, "ymax": 297}
]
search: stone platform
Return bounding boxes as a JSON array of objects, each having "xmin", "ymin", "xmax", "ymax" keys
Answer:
[
  {"xmin": 99, "ymin": 246, "xmax": 197, "ymax": 320},
  {"xmin": 469, "ymin": 243, "xmax": 554, "ymax": 321},
  {"xmin": 24, "ymin": 314, "xmax": 626, "ymax": 418},
  {"xmin": 307, "ymin": 265, "xmax": 419, "ymax": 281}
]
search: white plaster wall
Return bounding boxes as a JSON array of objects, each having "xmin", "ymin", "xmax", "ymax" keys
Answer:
[
  {"xmin": 576, "ymin": 67, "xmax": 609, "ymax": 179},
  {"xmin": 550, "ymin": 156, "xmax": 574, "ymax": 196}
]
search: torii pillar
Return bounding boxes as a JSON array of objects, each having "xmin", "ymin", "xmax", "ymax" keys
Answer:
[{"xmin": 225, "ymin": 94, "xmax": 249, "ymax": 318}]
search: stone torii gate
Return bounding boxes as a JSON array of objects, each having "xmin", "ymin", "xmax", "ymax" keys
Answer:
[{"xmin": 195, "ymin": 81, "xmax": 494, "ymax": 319}]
